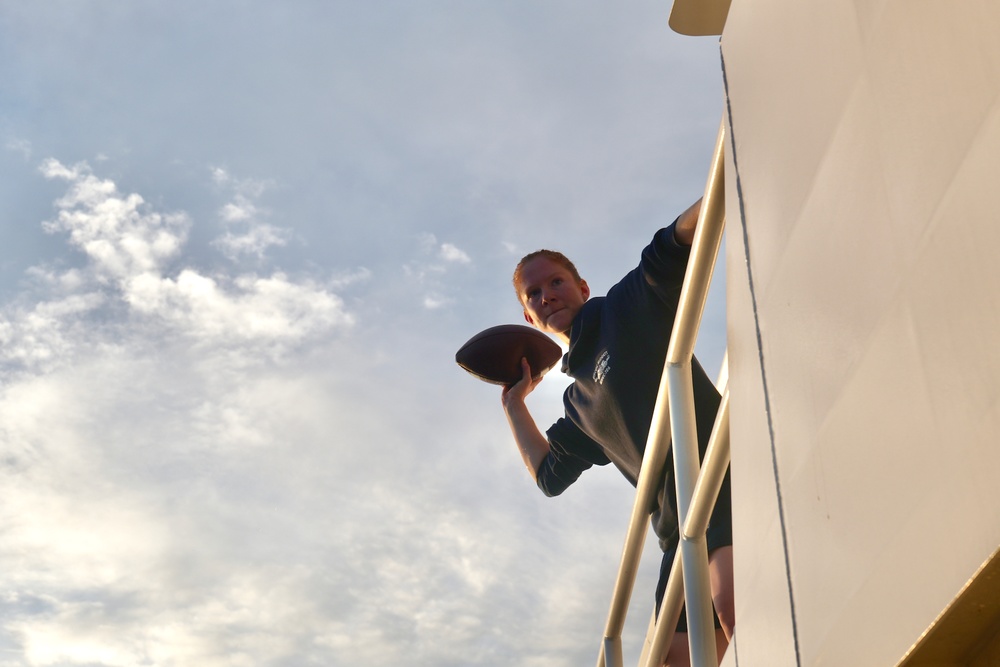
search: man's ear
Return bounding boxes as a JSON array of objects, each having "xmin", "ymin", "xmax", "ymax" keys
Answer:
[
  {"xmin": 580, "ymin": 279, "xmax": 591, "ymax": 301},
  {"xmin": 523, "ymin": 309, "xmax": 536, "ymax": 327}
]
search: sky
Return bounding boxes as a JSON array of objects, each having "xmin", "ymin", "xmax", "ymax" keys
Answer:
[{"xmin": 0, "ymin": 2, "xmax": 727, "ymax": 666}]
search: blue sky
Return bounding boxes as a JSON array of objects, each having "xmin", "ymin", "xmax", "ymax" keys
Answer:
[{"xmin": 0, "ymin": 2, "xmax": 726, "ymax": 665}]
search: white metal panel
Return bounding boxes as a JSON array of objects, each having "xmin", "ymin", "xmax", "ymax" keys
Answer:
[
  {"xmin": 721, "ymin": 0, "xmax": 1000, "ymax": 664},
  {"xmin": 724, "ymin": 141, "xmax": 800, "ymax": 667}
]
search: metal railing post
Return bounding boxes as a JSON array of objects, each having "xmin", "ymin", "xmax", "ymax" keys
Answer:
[
  {"xmin": 665, "ymin": 117, "xmax": 727, "ymax": 667},
  {"xmin": 668, "ymin": 364, "xmax": 718, "ymax": 666}
]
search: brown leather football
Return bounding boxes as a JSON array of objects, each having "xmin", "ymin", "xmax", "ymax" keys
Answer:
[{"xmin": 455, "ymin": 324, "xmax": 563, "ymax": 385}]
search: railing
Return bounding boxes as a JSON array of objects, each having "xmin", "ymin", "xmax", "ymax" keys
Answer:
[{"xmin": 596, "ymin": 117, "xmax": 730, "ymax": 667}]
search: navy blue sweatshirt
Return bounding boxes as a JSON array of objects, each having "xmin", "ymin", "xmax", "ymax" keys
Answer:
[{"xmin": 537, "ymin": 222, "xmax": 723, "ymax": 552}]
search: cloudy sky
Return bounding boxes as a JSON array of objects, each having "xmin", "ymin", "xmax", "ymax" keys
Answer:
[{"xmin": 0, "ymin": 2, "xmax": 727, "ymax": 665}]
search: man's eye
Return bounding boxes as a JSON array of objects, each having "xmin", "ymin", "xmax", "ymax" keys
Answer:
[{"xmin": 552, "ymin": 278, "xmax": 563, "ymax": 287}]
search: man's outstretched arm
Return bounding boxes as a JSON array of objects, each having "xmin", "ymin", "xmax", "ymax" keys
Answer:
[{"xmin": 501, "ymin": 358, "xmax": 550, "ymax": 481}]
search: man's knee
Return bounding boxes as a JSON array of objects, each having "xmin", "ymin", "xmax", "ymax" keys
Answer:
[
  {"xmin": 662, "ymin": 631, "xmax": 690, "ymax": 667},
  {"xmin": 662, "ymin": 629, "xmax": 728, "ymax": 667}
]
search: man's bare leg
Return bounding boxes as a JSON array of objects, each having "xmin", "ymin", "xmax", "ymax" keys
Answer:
[
  {"xmin": 663, "ymin": 629, "xmax": 729, "ymax": 667},
  {"xmin": 709, "ymin": 546, "xmax": 735, "ymax": 639}
]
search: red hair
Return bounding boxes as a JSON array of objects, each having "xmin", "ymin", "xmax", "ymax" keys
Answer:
[{"xmin": 512, "ymin": 250, "xmax": 583, "ymax": 304}]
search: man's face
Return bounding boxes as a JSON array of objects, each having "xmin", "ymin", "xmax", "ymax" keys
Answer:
[{"xmin": 517, "ymin": 257, "xmax": 590, "ymax": 339}]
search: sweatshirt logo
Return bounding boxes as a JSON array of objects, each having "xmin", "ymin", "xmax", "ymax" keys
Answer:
[{"xmin": 593, "ymin": 350, "xmax": 611, "ymax": 385}]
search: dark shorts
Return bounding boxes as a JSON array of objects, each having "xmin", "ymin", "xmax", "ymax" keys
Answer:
[{"xmin": 654, "ymin": 467, "xmax": 732, "ymax": 632}]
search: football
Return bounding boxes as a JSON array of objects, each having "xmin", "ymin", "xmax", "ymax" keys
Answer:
[{"xmin": 455, "ymin": 324, "xmax": 563, "ymax": 386}]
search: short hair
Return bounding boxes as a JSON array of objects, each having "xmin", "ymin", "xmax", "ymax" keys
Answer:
[{"xmin": 512, "ymin": 250, "xmax": 583, "ymax": 304}]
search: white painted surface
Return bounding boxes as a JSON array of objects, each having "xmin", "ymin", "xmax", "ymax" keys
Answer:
[{"xmin": 719, "ymin": 0, "xmax": 1000, "ymax": 665}]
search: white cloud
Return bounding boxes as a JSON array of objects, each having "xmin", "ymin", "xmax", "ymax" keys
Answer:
[
  {"xmin": 6, "ymin": 137, "xmax": 32, "ymax": 159},
  {"xmin": 220, "ymin": 200, "xmax": 256, "ymax": 222},
  {"xmin": 330, "ymin": 267, "xmax": 372, "ymax": 289},
  {"xmin": 214, "ymin": 223, "xmax": 289, "ymax": 261},
  {"xmin": 18, "ymin": 159, "xmax": 353, "ymax": 364},
  {"xmin": 0, "ymin": 335, "xmax": 607, "ymax": 667},
  {"xmin": 405, "ymin": 236, "xmax": 473, "ymax": 310},
  {"xmin": 440, "ymin": 242, "xmax": 471, "ymax": 264},
  {"xmin": 125, "ymin": 270, "xmax": 351, "ymax": 344},
  {"xmin": 41, "ymin": 159, "xmax": 188, "ymax": 281},
  {"xmin": 0, "ymin": 293, "xmax": 107, "ymax": 371},
  {"xmin": 212, "ymin": 173, "xmax": 288, "ymax": 260},
  {"xmin": 423, "ymin": 293, "xmax": 451, "ymax": 309},
  {"xmin": 211, "ymin": 166, "xmax": 230, "ymax": 184},
  {"xmin": 417, "ymin": 232, "xmax": 438, "ymax": 253},
  {"xmin": 212, "ymin": 168, "xmax": 271, "ymax": 199}
]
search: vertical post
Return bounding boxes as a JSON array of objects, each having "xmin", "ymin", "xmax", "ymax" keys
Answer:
[
  {"xmin": 665, "ymin": 116, "xmax": 727, "ymax": 667},
  {"xmin": 668, "ymin": 363, "xmax": 719, "ymax": 667}
]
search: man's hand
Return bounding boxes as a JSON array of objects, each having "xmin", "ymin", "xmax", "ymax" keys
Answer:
[
  {"xmin": 501, "ymin": 357, "xmax": 542, "ymax": 408},
  {"xmin": 674, "ymin": 198, "xmax": 703, "ymax": 246}
]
